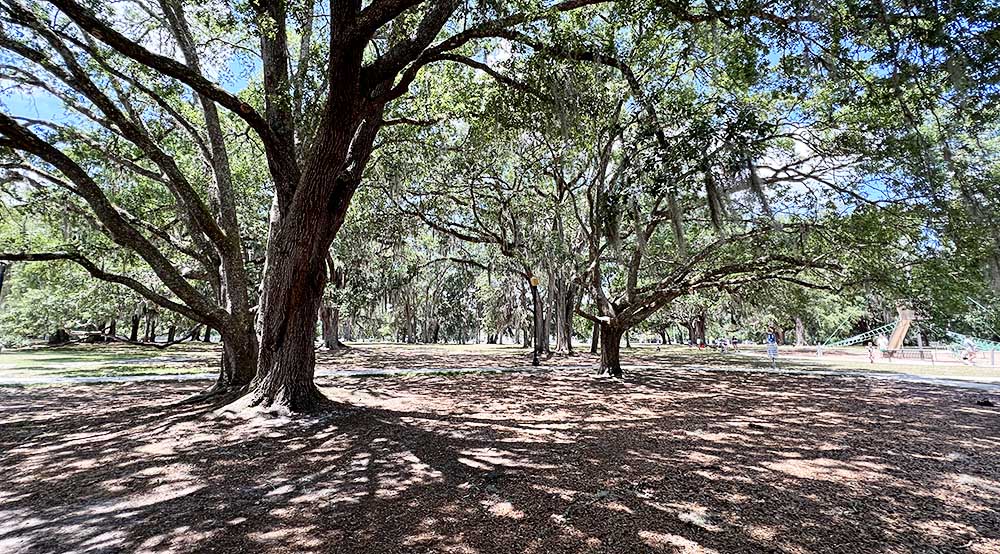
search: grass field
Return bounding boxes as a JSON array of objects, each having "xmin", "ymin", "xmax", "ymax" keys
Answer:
[
  {"xmin": 0, "ymin": 343, "xmax": 217, "ymax": 379},
  {"xmin": 0, "ymin": 341, "xmax": 998, "ymax": 383}
]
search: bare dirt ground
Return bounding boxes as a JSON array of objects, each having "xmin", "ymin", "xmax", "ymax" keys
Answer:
[{"xmin": 1, "ymin": 363, "xmax": 999, "ymax": 553}]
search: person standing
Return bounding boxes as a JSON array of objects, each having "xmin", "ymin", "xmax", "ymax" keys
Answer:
[
  {"xmin": 876, "ymin": 333, "xmax": 890, "ymax": 362},
  {"xmin": 964, "ymin": 336, "xmax": 977, "ymax": 366},
  {"xmin": 766, "ymin": 331, "xmax": 778, "ymax": 368}
]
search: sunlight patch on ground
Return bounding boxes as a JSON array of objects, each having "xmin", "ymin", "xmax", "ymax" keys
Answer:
[{"xmin": 639, "ymin": 530, "xmax": 719, "ymax": 553}]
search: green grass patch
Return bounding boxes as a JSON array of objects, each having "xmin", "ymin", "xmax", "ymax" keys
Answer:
[{"xmin": 0, "ymin": 343, "xmax": 218, "ymax": 379}]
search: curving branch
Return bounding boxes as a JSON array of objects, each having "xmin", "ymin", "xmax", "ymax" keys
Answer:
[
  {"xmin": 0, "ymin": 112, "xmax": 225, "ymax": 326},
  {"xmin": 41, "ymin": 0, "xmax": 300, "ymax": 194},
  {"xmin": 0, "ymin": 251, "xmax": 209, "ymax": 323}
]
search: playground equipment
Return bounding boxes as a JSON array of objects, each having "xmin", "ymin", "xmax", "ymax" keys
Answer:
[
  {"xmin": 887, "ymin": 309, "xmax": 915, "ymax": 350},
  {"xmin": 820, "ymin": 307, "xmax": 1000, "ymax": 366},
  {"xmin": 945, "ymin": 331, "xmax": 1000, "ymax": 351},
  {"xmin": 824, "ymin": 322, "xmax": 896, "ymax": 348}
]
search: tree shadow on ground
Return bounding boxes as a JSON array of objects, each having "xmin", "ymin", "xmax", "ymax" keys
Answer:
[
  {"xmin": 1, "ymin": 368, "xmax": 998, "ymax": 553},
  {"xmin": 315, "ymin": 343, "xmax": 587, "ymax": 371}
]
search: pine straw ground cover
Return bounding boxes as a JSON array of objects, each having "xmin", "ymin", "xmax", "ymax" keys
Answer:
[{"xmin": 0, "ymin": 368, "xmax": 998, "ymax": 554}]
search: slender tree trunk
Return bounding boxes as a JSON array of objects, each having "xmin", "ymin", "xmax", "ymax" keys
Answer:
[
  {"xmin": 530, "ymin": 281, "xmax": 544, "ymax": 365},
  {"xmin": 167, "ymin": 325, "xmax": 176, "ymax": 343},
  {"xmin": 599, "ymin": 323, "xmax": 624, "ymax": 377},
  {"xmin": 590, "ymin": 322, "xmax": 599, "ymax": 354},
  {"xmin": 108, "ymin": 319, "xmax": 116, "ymax": 338},
  {"xmin": 144, "ymin": 310, "xmax": 156, "ymax": 342},
  {"xmin": 164, "ymin": 0, "xmax": 257, "ymax": 399},
  {"xmin": 129, "ymin": 313, "xmax": 140, "ymax": 342},
  {"xmin": 562, "ymin": 283, "xmax": 576, "ymax": 355},
  {"xmin": 553, "ymin": 276, "xmax": 569, "ymax": 353},
  {"xmin": 203, "ymin": 326, "xmax": 212, "ymax": 342},
  {"xmin": 794, "ymin": 317, "xmax": 806, "ymax": 346}
]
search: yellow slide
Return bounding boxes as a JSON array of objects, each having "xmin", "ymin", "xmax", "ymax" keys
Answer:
[{"xmin": 887, "ymin": 309, "xmax": 915, "ymax": 351}]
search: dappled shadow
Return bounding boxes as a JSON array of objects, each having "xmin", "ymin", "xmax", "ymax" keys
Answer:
[
  {"xmin": 315, "ymin": 343, "xmax": 585, "ymax": 372},
  {"xmin": 1, "ymin": 368, "xmax": 999, "ymax": 553}
]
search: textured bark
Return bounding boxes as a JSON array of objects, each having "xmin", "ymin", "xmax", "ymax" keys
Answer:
[
  {"xmin": 553, "ymin": 279, "xmax": 577, "ymax": 354},
  {"xmin": 794, "ymin": 317, "xmax": 806, "ymax": 346},
  {"xmin": 320, "ymin": 304, "xmax": 345, "ymax": 350},
  {"xmin": 218, "ymin": 333, "xmax": 256, "ymax": 390},
  {"xmin": 590, "ymin": 322, "xmax": 599, "ymax": 354},
  {"xmin": 599, "ymin": 324, "xmax": 624, "ymax": 377},
  {"xmin": 245, "ymin": 85, "xmax": 381, "ymax": 412}
]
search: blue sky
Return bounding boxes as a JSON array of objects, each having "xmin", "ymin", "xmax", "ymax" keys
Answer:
[{"xmin": 1, "ymin": 52, "xmax": 259, "ymax": 124}]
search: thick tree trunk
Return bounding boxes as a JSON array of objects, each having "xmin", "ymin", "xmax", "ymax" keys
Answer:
[
  {"xmin": 167, "ymin": 325, "xmax": 176, "ymax": 343},
  {"xmin": 234, "ymin": 111, "xmax": 380, "ymax": 413},
  {"xmin": 319, "ymin": 304, "xmax": 342, "ymax": 350},
  {"xmin": 794, "ymin": 317, "xmax": 806, "ymax": 347},
  {"xmin": 108, "ymin": 319, "xmax": 116, "ymax": 338},
  {"xmin": 599, "ymin": 323, "xmax": 624, "ymax": 377},
  {"xmin": 215, "ymin": 332, "xmax": 257, "ymax": 393},
  {"xmin": 659, "ymin": 330, "xmax": 667, "ymax": 345}
]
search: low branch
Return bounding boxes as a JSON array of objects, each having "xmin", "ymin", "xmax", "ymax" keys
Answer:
[{"xmin": 0, "ymin": 251, "xmax": 210, "ymax": 324}]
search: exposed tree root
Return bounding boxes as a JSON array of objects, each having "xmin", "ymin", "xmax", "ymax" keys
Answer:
[
  {"xmin": 174, "ymin": 383, "xmax": 249, "ymax": 407},
  {"xmin": 214, "ymin": 383, "xmax": 351, "ymax": 420}
]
